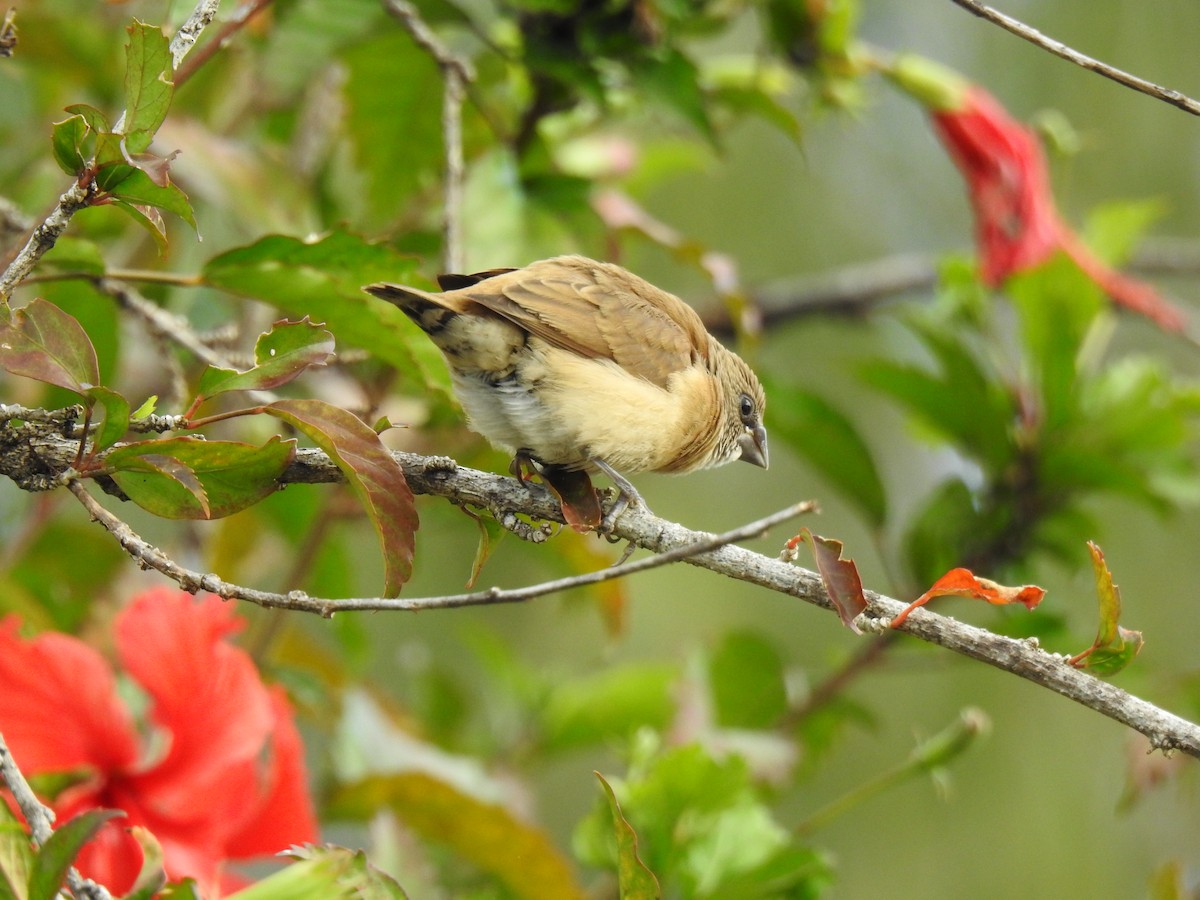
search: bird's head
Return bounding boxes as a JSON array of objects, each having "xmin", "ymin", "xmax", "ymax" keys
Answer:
[{"xmin": 713, "ymin": 346, "xmax": 768, "ymax": 470}]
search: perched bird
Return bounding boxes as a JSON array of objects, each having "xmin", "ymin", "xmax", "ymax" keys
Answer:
[{"xmin": 364, "ymin": 255, "xmax": 767, "ymax": 519}]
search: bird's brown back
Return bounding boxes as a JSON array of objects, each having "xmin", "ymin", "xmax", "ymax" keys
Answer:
[{"xmin": 439, "ymin": 256, "xmax": 712, "ymax": 390}]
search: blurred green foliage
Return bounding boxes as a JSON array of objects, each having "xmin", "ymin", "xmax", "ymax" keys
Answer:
[{"xmin": 1, "ymin": 0, "xmax": 1199, "ymax": 897}]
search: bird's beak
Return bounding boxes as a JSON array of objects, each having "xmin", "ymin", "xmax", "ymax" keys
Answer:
[{"xmin": 738, "ymin": 424, "xmax": 769, "ymax": 470}]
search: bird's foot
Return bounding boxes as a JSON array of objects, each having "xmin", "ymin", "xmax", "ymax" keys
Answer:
[
  {"xmin": 590, "ymin": 457, "xmax": 648, "ymax": 533},
  {"xmin": 509, "ymin": 450, "xmax": 540, "ymax": 482}
]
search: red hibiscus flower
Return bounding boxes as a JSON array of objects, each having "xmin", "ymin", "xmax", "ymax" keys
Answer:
[
  {"xmin": 892, "ymin": 56, "xmax": 1186, "ymax": 332},
  {"xmin": 0, "ymin": 588, "xmax": 317, "ymax": 896}
]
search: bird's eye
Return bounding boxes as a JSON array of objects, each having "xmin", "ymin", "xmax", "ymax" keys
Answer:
[{"xmin": 739, "ymin": 394, "xmax": 754, "ymax": 421}]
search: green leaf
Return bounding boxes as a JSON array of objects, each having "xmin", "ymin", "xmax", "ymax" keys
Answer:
[
  {"xmin": 121, "ymin": 827, "xmax": 167, "ymax": 900},
  {"xmin": 84, "ymin": 385, "xmax": 130, "ymax": 451},
  {"xmin": 63, "ymin": 103, "xmax": 111, "ymax": 134},
  {"xmin": 0, "ymin": 798, "xmax": 31, "ymax": 900},
  {"xmin": 540, "ymin": 665, "xmax": 677, "ymax": 752},
  {"xmin": 108, "ymin": 199, "xmax": 168, "ymax": 256},
  {"xmin": 265, "ymin": 399, "xmax": 415, "ymax": 596},
  {"xmin": 93, "ymin": 131, "xmax": 134, "ymax": 192},
  {"xmin": 107, "ymin": 436, "xmax": 296, "ymax": 520},
  {"xmin": 1082, "ymin": 198, "xmax": 1166, "ymax": 266},
  {"xmin": 1008, "ymin": 256, "xmax": 1104, "ymax": 430},
  {"xmin": 108, "ymin": 168, "xmax": 197, "ymax": 232},
  {"xmin": 861, "ymin": 320, "xmax": 1016, "ymax": 473},
  {"xmin": 711, "ymin": 84, "xmax": 802, "ymax": 143},
  {"xmin": 0, "ymin": 298, "xmax": 100, "ymax": 395},
  {"xmin": 112, "ymin": 452, "xmax": 210, "ymax": 518},
  {"xmin": 630, "ymin": 48, "xmax": 714, "ymax": 142},
  {"xmin": 709, "ymin": 632, "xmax": 787, "ymax": 729},
  {"xmin": 576, "ymin": 742, "xmax": 798, "ymax": 897},
  {"xmin": 51, "ymin": 115, "xmax": 89, "ymax": 175},
  {"xmin": 329, "ymin": 775, "xmax": 585, "ymax": 900},
  {"xmin": 1069, "ymin": 541, "xmax": 1144, "ymax": 675},
  {"xmin": 202, "ymin": 232, "xmax": 450, "ymax": 396},
  {"xmin": 766, "ymin": 379, "xmax": 886, "ymax": 527},
  {"xmin": 123, "ymin": 21, "xmax": 173, "ymax": 146},
  {"xmin": 131, "ymin": 395, "xmax": 158, "ymax": 419},
  {"xmin": 197, "ymin": 318, "xmax": 336, "ymax": 400},
  {"xmin": 246, "ymin": 846, "xmax": 410, "ymax": 900},
  {"xmin": 40, "ymin": 237, "xmax": 107, "ymax": 277},
  {"xmin": 341, "ymin": 32, "xmax": 444, "ymax": 227},
  {"xmin": 594, "ymin": 773, "xmax": 661, "ymax": 900},
  {"xmin": 902, "ymin": 478, "xmax": 980, "ymax": 586},
  {"xmin": 28, "ymin": 809, "xmax": 123, "ymax": 900}
]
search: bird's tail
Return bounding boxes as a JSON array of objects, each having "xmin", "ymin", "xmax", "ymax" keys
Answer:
[{"xmin": 364, "ymin": 283, "xmax": 458, "ymax": 335}]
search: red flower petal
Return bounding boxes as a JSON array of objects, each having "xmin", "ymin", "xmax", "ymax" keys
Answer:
[
  {"xmin": 931, "ymin": 84, "xmax": 1186, "ymax": 331},
  {"xmin": 931, "ymin": 86, "xmax": 1061, "ymax": 285},
  {"xmin": 0, "ymin": 617, "xmax": 139, "ymax": 776},
  {"xmin": 221, "ymin": 687, "xmax": 319, "ymax": 858},
  {"xmin": 116, "ymin": 589, "xmax": 274, "ymax": 827}
]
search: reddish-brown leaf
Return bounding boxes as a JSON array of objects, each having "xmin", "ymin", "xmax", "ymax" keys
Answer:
[
  {"xmin": 891, "ymin": 567, "xmax": 1045, "ymax": 628},
  {"xmin": 0, "ymin": 298, "xmax": 100, "ymax": 394},
  {"xmin": 788, "ymin": 529, "xmax": 866, "ymax": 633},
  {"xmin": 540, "ymin": 466, "xmax": 602, "ymax": 533},
  {"xmin": 265, "ymin": 399, "xmax": 416, "ymax": 597}
]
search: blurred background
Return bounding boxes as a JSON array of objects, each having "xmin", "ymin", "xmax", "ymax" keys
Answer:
[{"xmin": 2, "ymin": 0, "xmax": 1200, "ymax": 896}]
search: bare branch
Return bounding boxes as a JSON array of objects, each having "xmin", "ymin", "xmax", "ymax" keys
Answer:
[
  {"xmin": 382, "ymin": 0, "xmax": 474, "ymax": 272},
  {"xmin": 0, "ymin": 423, "xmax": 1188, "ymax": 758},
  {"xmin": 702, "ymin": 240, "xmax": 1200, "ymax": 334},
  {"xmin": 948, "ymin": 0, "xmax": 1200, "ymax": 116},
  {"xmin": 0, "ymin": 732, "xmax": 114, "ymax": 900},
  {"xmin": 168, "ymin": 0, "xmax": 221, "ymax": 69}
]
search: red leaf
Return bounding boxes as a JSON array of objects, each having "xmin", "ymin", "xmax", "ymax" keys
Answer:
[
  {"xmin": 266, "ymin": 399, "xmax": 416, "ymax": 597},
  {"xmin": 787, "ymin": 529, "xmax": 867, "ymax": 633},
  {"xmin": 891, "ymin": 567, "xmax": 1045, "ymax": 628}
]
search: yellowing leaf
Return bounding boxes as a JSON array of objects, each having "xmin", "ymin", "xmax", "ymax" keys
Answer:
[{"xmin": 328, "ymin": 774, "xmax": 585, "ymax": 900}]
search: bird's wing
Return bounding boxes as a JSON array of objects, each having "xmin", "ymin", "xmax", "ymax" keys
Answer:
[{"xmin": 460, "ymin": 257, "xmax": 709, "ymax": 389}]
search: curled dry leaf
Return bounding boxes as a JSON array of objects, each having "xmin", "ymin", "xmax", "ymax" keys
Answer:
[
  {"xmin": 783, "ymin": 528, "xmax": 867, "ymax": 633},
  {"xmin": 892, "ymin": 567, "xmax": 1045, "ymax": 629}
]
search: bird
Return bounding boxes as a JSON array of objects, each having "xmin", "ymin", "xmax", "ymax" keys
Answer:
[{"xmin": 364, "ymin": 255, "xmax": 768, "ymax": 524}]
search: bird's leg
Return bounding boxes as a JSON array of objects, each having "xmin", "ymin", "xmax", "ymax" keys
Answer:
[{"xmin": 589, "ymin": 457, "xmax": 647, "ymax": 532}]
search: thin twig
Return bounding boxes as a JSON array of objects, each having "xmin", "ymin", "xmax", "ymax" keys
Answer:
[
  {"xmin": 0, "ymin": 732, "xmax": 114, "ymax": 900},
  {"xmin": 5, "ymin": 427, "xmax": 1199, "ymax": 757},
  {"xmin": 948, "ymin": 0, "xmax": 1200, "ymax": 116},
  {"xmin": 382, "ymin": 0, "xmax": 474, "ymax": 272},
  {"xmin": 99, "ymin": 279, "xmax": 289, "ymax": 410},
  {"xmin": 67, "ymin": 474, "xmax": 813, "ymax": 614}
]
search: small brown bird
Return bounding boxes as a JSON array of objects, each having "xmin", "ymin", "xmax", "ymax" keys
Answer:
[{"xmin": 365, "ymin": 255, "xmax": 767, "ymax": 518}]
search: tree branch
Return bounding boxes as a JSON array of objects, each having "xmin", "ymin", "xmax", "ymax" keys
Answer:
[
  {"xmin": 704, "ymin": 240, "xmax": 1200, "ymax": 334},
  {"xmin": 948, "ymin": 0, "xmax": 1200, "ymax": 116},
  {"xmin": 3, "ymin": 423, "xmax": 1197, "ymax": 758}
]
